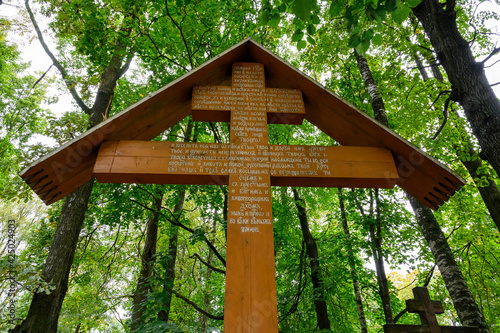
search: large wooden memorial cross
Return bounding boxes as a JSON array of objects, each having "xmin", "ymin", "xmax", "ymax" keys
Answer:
[
  {"xmin": 384, "ymin": 287, "xmax": 479, "ymax": 333},
  {"xmin": 94, "ymin": 63, "xmax": 400, "ymax": 332}
]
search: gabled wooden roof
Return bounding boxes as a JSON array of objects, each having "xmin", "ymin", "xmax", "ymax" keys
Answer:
[{"xmin": 19, "ymin": 38, "xmax": 464, "ymax": 208}]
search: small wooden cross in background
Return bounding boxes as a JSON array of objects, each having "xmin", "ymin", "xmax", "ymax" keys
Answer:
[{"xmin": 384, "ymin": 287, "xmax": 479, "ymax": 333}]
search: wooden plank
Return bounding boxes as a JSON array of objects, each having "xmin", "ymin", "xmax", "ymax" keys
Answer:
[
  {"xmin": 191, "ymin": 85, "xmax": 305, "ymax": 125},
  {"xmin": 224, "ymin": 63, "xmax": 278, "ymax": 332},
  {"xmin": 94, "ymin": 141, "xmax": 399, "ymax": 190},
  {"xmin": 384, "ymin": 325, "xmax": 430, "ymax": 333},
  {"xmin": 94, "ymin": 141, "xmax": 229, "ymax": 185},
  {"xmin": 266, "ymin": 88, "xmax": 305, "ymax": 124},
  {"xmin": 269, "ymin": 145, "xmax": 398, "ymax": 188},
  {"xmin": 192, "ymin": 85, "xmax": 232, "ymax": 122},
  {"xmin": 407, "ymin": 300, "xmax": 445, "ymax": 314},
  {"xmin": 94, "ymin": 141, "xmax": 399, "ymax": 189}
]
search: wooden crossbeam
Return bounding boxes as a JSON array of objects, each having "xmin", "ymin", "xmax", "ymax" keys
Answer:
[
  {"xmin": 94, "ymin": 140, "xmax": 399, "ymax": 189},
  {"xmin": 192, "ymin": 85, "xmax": 305, "ymax": 124}
]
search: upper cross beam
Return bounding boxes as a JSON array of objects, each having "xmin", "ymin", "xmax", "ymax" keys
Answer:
[{"xmin": 192, "ymin": 85, "xmax": 306, "ymax": 124}]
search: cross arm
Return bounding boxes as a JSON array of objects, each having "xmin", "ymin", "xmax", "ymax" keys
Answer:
[
  {"xmin": 93, "ymin": 140, "xmax": 399, "ymax": 189},
  {"xmin": 191, "ymin": 86, "xmax": 306, "ymax": 125}
]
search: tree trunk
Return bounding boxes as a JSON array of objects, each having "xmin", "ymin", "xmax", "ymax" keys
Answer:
[
  {"xmin": 200, "ymin": 219, "xmax": 217, "ymax": 332},
  {"xmin": 353, "ymin": 188, "xmax": 394, "ymax": 325},
  {"xmin": 412, "ymin": 0, "xmax": 500, "ymax": 178},
  {"xmin": 157, "ymin": 219, "xmax": 178, "ymax": 322},
  {"xmin": 371, "ymin": 190, "xmax": 393, "ymax": 324},
  {"xmin": 369, "ymin": 223, "xmax": 393, "ymax": 325},
  {"xmin": 408, "ymin": 196, "xmax": 488, "ymax": 331},
  {"xmin": 411, "ymin": 50, "xmax": 500, "ymax": 232},
  {"xmin": 354, "ymin": 48, "xmax": 489, "ymax": 332},
  {"xmin": 338, "ymin": 189, "xmax": 368, "ymax": 333},
  {"xmin": 354, "ymin": 49, "xmax": 389, "ymax": 127},
  {"xmin": 157, "ymin": 120, "xmax": 193, "ymax": 322},
  {"xmin": 10, "ymin": 180, "xmax": 93, "ymax": 333},
  {"xmin": 292, "ymin": 188, "xmax": 331, "ymax": 331},
  {"xmin": 10, "ymin": 14, "xmax": 132, "ymax": 331},
  {"xmin": 130, "ymin": 191, "xmax": 163, "ymax": 331}
]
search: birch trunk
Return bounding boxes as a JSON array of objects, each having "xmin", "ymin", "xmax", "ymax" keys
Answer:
[
  {"xmin": 354, "ymin": 49, "xmax": 488, "ymax": 332},
  {"xmin": 338, "ymin": 189, "xmax": 368, "ymax": 333}
]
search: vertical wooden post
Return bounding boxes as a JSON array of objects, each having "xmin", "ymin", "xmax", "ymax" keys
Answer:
[{"xmin": 224, "ymin": 63, "xmax": 278, "ymax": 332}]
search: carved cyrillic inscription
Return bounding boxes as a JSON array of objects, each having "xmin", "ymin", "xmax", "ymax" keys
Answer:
[
  {"xmin": 94, "ymin": 141, "xmax": 398, "ymax": 189},
  {"xmin": 266, "ymin": 88, "xmax": 305, "ymax": 114},
  {"xmin": 228, "ymin": 63, "xmax": 272, "ymax": 230},
  {"xmin": 192, "ymin": 86, "xmax": 231, "ymax": 111},
  {"xmin": 191, "ymin": 81, "xmax": 305, "ymax": 125}
]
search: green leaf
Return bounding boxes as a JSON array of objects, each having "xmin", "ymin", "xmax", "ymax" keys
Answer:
[
  {"xmin": 297, "ymin": 40, "xmax": 307, "ymax": 50},
  {"xmin": 259, "ymin": 10, "xmax": 269, "ymax": 25},
  {"xmin": 406, "ymin": 0, "xmax": 423, "ymax": 8},
  {"xmin": 329, "ymin": 1, "xmax": 344, "ymax": 17},
  {"xmin": 307, "ymin": 35, "xmax": 316, "ymax": 45},
  {"xmin": 375, "ymin": 6, "xmax": 387, "ymax": 20},
  {"xmin": 363, "ymin": 28, "xmax": 374, "ymax": 40},
  {"xmin": 291, "ymin": 30, "xmax": 304, "ymax": 42},
  {"xmin": 278, "ymin": 4, "xmax": 287, "ymax": 12},
  {"xmin": 291, "ymin": 0, "xmax": 317, "ymax": 20},
  {"xmin": 311, "ymin": 14, "xmax": 320, "ymax": 25},
  {"xmin": 348, "ymin": 34, "xmax": 361, "ymax": 48},
  {"xmin": 372, "ymin": 34, "xmax": 383, "ymax": 45},
  {"xmin": 385, "ymin": 0, "xmax": 397, "ymax": 12},
  {"xmin": 269, "ymin": 13, "xmax": 281, "ymax": 28},
  {"xmin": 355, "ymin": 37, "xmax": 371, "ymax": 54},
  {"xmin": 307, "ymin": 24, "xmax": 316, "ymax": 35},
  {"xmin": 391, "ymin": 3, "xmax": 410, "ymax": 23}
]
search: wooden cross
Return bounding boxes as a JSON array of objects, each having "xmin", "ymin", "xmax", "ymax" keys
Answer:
[
  {"xmin": 384, "ymin": 287, "xmax": 479, "ymax": 333},
  {"xmin": 94, "ymin": 63, "xmax": 400, "ymax": 332}
]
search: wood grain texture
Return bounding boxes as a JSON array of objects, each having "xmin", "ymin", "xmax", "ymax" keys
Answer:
[{"xmin": 93, "ymin": 141, "xmax": 399, "ymax": 189}]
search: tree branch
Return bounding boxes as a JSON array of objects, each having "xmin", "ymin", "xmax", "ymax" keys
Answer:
[
  {"xmin": 130, "ymin": 198, "xmax": 226, "ymax": 267},
  {"xmin": 481, "ymin": 47, "xmax": 500, "ymax": 64},
  {"xmin": 190, "ymin": 253, "xmax": 225, "ymax": 275},
  {"xmin": 173, "ymin": 290, "xmax": 224, "ymax": 320},
  {"xmin": 393, "ymin": 308, "xmax": 408, "ymax": 324},
  {"xmin": 165, "ymin": 0, "xmax": 194, "ymax": 68},
  {"xmin": 25, "ymin": 0, "xmax": 91, "ymax": 114},
  {"xmin": 432, "ymin": 97, "xmax": 451, "ymax": 139},
  {"xmin": 32, "ymin": 64, "xmax": 53, "ymax": 89},
  {"xmin": 423, "ymin": 264, "xmax": 437, "ymax": 287},
  {"xmin": 117, "ymin": 53, "xmax": 135, "ymax": 80}
]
